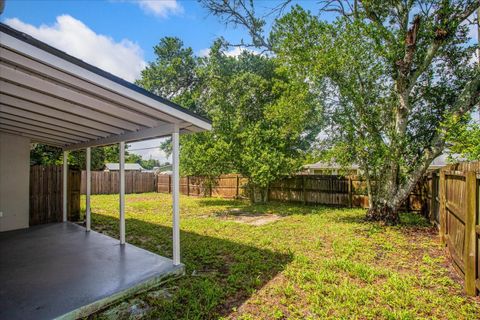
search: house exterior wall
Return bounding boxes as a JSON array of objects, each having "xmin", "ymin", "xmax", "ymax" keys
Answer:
[{"xmin": 0, "ymin": 132, "xmax": 30, "ymax": 231}]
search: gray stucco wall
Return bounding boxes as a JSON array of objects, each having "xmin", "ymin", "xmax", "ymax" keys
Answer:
[{"xmin": 0, "ymin": 132, "xmax": 30, "ymax": 231}]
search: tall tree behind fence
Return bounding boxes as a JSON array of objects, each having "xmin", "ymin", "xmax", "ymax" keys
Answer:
[{"xmin": 30, "ymin": 165, "xmax": 80, "ymax": 225}]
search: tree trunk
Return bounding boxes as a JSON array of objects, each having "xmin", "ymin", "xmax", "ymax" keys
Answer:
[
  {"xmin": 249, "ymin": 184, "xmax": 268, "ymax": 204},
  {"xmin": 365, "ymin": 201, "xmax": 400, "ymax": 225},
  {"xmin": 365, "ymin": 170, "xmax": 404, "ymax": 225}
]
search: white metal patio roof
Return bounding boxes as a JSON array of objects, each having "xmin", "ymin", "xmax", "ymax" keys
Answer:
[{"xmin": 0, "ymin": 23, "xmax": 212, "ymax": 150}]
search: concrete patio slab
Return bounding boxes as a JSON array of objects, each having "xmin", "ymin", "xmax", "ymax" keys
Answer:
[{"xmin": 0, "ymin": 222, "xmax": 184, "ymax": 320}]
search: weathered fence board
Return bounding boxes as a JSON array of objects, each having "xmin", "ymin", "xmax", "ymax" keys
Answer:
[
  {"xmin": 156, "ymin": 174, "xmax": 247, "ymax": 198},
  {"xmin": 80, "ymin": 171, "xmax": 156, "ymax": 194},
  {"xmin": 30, "ymin": 165, "xmax": 80, "ymax": 225},
  {"xmin": 155, "ymin": 173, "xmax": 423, "ymax": 211},
  {"xmin": 437, "ymin": 165, "xmax": 479, "ymax": 296}
]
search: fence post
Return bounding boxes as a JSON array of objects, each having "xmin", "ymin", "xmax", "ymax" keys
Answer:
[
  {"xmin": 465, "ymin": 171, "xmax": 477, "ymax": 296},
  {"xmin": 302, "ymin": 175, "xmax": 306, "ymax": 205},
  {"xmin": 187, "ymin": 176, "xmax": 190, "ymax": 196},
  {"xmin": 236, "ymin": 175, "xmax": 240, "ymax": 198},
  {"xmin": 348, "ymin": 177, "xmax": 352, "ymax": 208},
  {"xmin": 168, "ymin": 175, "xmax": 171, "ymax": 194},
  {"xmin": 439, "ymin": 170, "xmax": 446, "ymax": 245},
  {"xmin": 430, "ymin": 173, "xmax": 436, "ymax": 223},
  {"xmin": 209, "ymin": 178, "xmax": 213, "ymax": 197}
]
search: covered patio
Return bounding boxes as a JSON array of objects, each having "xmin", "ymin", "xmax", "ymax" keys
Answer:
[
  {"xmin": 0, "ymin": 223, "xmax": 184, "ymax": 320},
  {"xmin": 0, "ymin": 23, "xmax": 211, "ymax": 319}
]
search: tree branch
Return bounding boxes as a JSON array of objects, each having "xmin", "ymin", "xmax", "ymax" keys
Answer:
[
  {"xmin": 407, "ymin": 1, "xmax": 480, "ymax": 91},
  {"xmin": 200, "ymin": 0, "xmax": 286, "ymax": 51}
]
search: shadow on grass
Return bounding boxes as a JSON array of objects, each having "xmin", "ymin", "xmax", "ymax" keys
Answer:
[
  {"xmin": 195, "ymin": 197, "xmax": 245, "ymax": 207},
  {"xmin": 91, "ymin": 213, "xmax": 293, "ymax": 320},
  {"xmin": 196, "ymin": 198, "xmax": 338, "ymax": 218},
  {"xmin": 334, "ymin": 210, "xmax": 434, "ymax": 230}
]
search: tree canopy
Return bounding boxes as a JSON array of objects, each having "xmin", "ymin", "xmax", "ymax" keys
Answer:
[
  {"xmin": 138, "ymin": 39, "xmax": 323, "ymax": 200},
  {"xmin": 201, "ymin": 0, "xmax": 480, "ymax": 223},
  {"xmin": 30, "ymin": 144, "xmax": 156, "ymax": 170}
]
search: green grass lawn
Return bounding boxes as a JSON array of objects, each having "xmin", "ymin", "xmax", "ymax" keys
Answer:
[{"xmin": 82, "ymin": 193, "xmax": 479, "ymax": 319}]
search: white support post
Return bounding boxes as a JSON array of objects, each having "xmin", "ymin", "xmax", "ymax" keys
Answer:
[
  {"xmin": 119, "ymin": 141, "xmax": 126, "ymax": 245},
  {"xmin": 86, "ymin": 147, "xmax": 91, "ymax": 231},
  {"xmin": 62, "ymin": 150, "xmax": 68, "ymax": 222},
  {"xmin": 172, "ymin": 124, "xmax": 180, "ymax": 265}
]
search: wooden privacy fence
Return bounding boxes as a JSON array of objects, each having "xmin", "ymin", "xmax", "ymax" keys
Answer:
[
  {"xmin": 438, "ymin": 169, "xmax": 479, "ymax": 296},
  {"xmin": 420, "ymin": 162, "xmax": 480, "ymax": 296},
  {"xmin": 80, "ymin": 171, "xmax": 156, "ymax": 194},
  {"xmin": 30, "ymin": 165, "xmax": 80, "ymax": 225},
  {"xmin": 268, "ymin": 175, "xmax": 425, "ymax": 210},
  {"xmin": 156, "ymin": 174, "xmax": 248, "ymax": 198},
  {"xmin": 155, "ymin": 174, "xmax": 424, "ymax": 211},
  {"xmin": 82, "ymin": 171, "xmax": 426, "ymax": 212}
]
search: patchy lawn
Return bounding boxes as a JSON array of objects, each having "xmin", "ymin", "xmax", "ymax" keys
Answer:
[{"xmin": 82, "ymin": 193, "xmax": 479, "ymax": 319}]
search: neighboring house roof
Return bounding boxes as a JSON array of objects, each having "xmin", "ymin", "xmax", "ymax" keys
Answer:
[
  {"xmin": 304, "ymin": 162, "xmax": 360, "ymax": 170},
  {"xmin": 105, "ymin": 163, "xmax": 144, "ymax": 171},
  {"xmin": 430, "ymin": 155, "xmax": 448, "ymax": 167},
  {"xmin": 156, "ymin": 164, "xmax": 172, "ymax": 172},
  {"xmin": 305, "ymin": 156, "xmax": 449, "ymax": 171}
]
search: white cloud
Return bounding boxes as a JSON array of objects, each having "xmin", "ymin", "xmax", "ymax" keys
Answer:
[
  {"xmin": 197, "ymin": 46, "xmax": 261, "ymax": 58},
  {"xmin": 128, "ymin": 138, "xmax": 169, "ymax": 162},
  {"xmin": 197, "ymin": 48, "xmax": 211, "ymax": 57},
  {"xmin": 4, "ymin": 15, "xmax": 146, "ymax": 82},
  {"xmin": 135, "ymin": 0, "xmax": 183, "ymax": 18},
  {"xmin": 224, "ymin": 47, "xmax": 260, "ymax": 57}
]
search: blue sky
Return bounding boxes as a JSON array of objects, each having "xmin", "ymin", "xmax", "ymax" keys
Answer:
[
  {"xmin": 1, "ymin": 1, "xmax": 321, "ymax": 76},
  {"xmin": 1, "ymin": 1, "xmax": 477, "ymax": 163},
  {"xmin": 1, "ymin": 0, "xmax": 322, "ymax": 163},
  {"xmin": 3, "ymin": 0, "xmax": 241, "ymax": 62}
]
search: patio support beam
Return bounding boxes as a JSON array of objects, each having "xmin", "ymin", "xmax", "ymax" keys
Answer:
[
  {"xmin": 172, "ymin": 124, "xmax": 180, "ymax": 265},
  {"xmin": 119, "ymin": 141, "xmax": 126, "ymax": 245},
  {"xmin": 63, "ymin": 150, "xmax": 68, "ymax": 222},
  {"xmin": 86, "ymin": 147, "xmax": 91, "ymax": 231},
  {"xmin": 63, "ymin": 123, "xmax": 175, "ymax": 151}
]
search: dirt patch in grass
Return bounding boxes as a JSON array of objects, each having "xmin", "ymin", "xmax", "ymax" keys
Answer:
[
  {"xmin": 126, "ymin": 197, "xmax": 155, "ymax": 203},
  {"xmin": 216, "ymin": 208, "xmax": 283, "ymax": 225}
]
